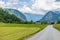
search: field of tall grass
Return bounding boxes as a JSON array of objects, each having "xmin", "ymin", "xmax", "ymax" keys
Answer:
[
  {"xmin": 0, "ymin": 23, "xmax": 47, "ymax": 40},
  {"xmin": 54, "ymin": 24, "xmax": 60, "ymax": 31}
]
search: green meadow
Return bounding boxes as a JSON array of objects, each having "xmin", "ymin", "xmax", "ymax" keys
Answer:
[
  {"xmin": 54, "ymin": 24, "xmax": 60, "ymax": 31},
  {"xmin": 0, "ymin": 23, "xmax": 47, "ymax": 40}
]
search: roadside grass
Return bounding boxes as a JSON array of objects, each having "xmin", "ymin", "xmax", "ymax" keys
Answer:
[
  {"xmin": 53, "ymin": 24, "xmax": 60, "ymax": 31},
  {"xmin": 0, "ymin": 23, "xmax": 47, "ymax": 40}
]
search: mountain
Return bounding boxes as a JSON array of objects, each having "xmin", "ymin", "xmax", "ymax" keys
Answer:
[
  {"xmin": 24, "ymin": 13, "xmax": 43, "ymax": 22},
  {"xmin": 52, "ymin": 9, "xmax": 60, "ymax": 20},
  {"xmin": 4, "ymin": 8, "xmax": 60, "ymax": 23},
  {"xmin": 40, "ymin": 11, "xmax": 60, "ymax": 23},
  {"xmin": 4, "ymin": 8, "xmax": 27, "ymax": 21},
  {"xmin": 0, "ymin": 8, "xmax": 23, "ymax": 23},
  {"xmin": 4, "ymin": 8, "xmax": 43, "ymax": 22}
]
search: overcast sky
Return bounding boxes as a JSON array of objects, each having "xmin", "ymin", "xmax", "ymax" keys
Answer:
[{"xmin": 0, "ymin": 0, "xmax": 60, "ymax": 15}]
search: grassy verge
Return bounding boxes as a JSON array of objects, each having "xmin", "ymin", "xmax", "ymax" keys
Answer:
[
  {"xmin": 0, "ymin": 23, "xmax": 47, "ymax": 40},
  {"xmin": 53, "ymin": 24, "xmax": 60, "ymax": 31}
]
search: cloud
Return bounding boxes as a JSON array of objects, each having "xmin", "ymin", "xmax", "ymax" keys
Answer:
[
  {"xmin": 32, "ymin": 0, "xmax": 56, "ymax": 10},
  {"xmin": 31, "ymin": 0, "xmax": 60, "ymax": 10},
  {"xmin": 0, "ymin": 1, "xmax": 5, "ymax": 8},
  {"xmin": 0, "ymin": 0, "xmax": 19, "ymax": 8},
  {"xmin": 19, "ymin": 0, "xmax": 60, "ymax": 15},
  {"xmin": 0, "ymin": 0, "xmax": 60, "ymax": 15},
  {"xmin": 18, "ymin": 0, "xmax": 55, "ymax": 15},
  {"xmin": 18, "ymin": 5, "xmax": 47, "ymax": 15},
  {"xmin": 18, "ymin": 5, "xmax": 33, "ymax": 13},
  {"xmin": 52, "ymin": 2, "xmax": 60, "ymax": 9}
]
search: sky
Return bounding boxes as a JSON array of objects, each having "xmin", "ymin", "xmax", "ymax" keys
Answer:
[{"xmin": 0, "ymin": 0, "xmax": 60, "ymax": 15}]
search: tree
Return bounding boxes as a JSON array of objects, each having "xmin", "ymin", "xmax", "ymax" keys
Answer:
[{"xmin": 57, "ymin": 20, "xmax": 60, "ymax": 24}]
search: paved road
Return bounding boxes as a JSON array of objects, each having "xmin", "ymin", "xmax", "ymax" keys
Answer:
[{"xmin": 25, "ymin": 25, "xmax": 60, "ymax": 40}]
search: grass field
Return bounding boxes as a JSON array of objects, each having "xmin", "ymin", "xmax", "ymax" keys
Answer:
[
  {"xmin": 54, "ymin": 24, "xmax": 60, "ymax": 31},
  {"xmin": 0, "ymin": 23, "xmax": 47, "ymax": 40}
]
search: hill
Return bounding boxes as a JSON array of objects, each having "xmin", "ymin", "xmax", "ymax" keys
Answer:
[
  {"xmin": 4, "ymin": 9, "xmax": 43, "ymax": 22},
  {"xmin": 0, "ymin": 8, "xmax": 24, "ymax": 23},
  {"xmin": 40, "ymin": 11, "xmax": 59, "ymax": 24},
  {"xmin": 4, "ymin": 8, "xmax": 27, "ymax": 21}
]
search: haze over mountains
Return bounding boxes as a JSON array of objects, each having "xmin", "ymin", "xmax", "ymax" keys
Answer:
[
  {"xmin": 40, "ymin": 9, "xmax": 60, "ymax": 23},
  {"xmin": 24, "ymin": 13, "xmax": 43, "ymax": 22},
  {"xmin": 3, "ymin": 8, "xmax": 60, "ymax": 22},
  {"xmin": 40, "ymin": 11, "xmax": 60, "ymax": 23},
  {"xmin": 4, "ymin": 8, "xmax": 43, "ymax": 22}
]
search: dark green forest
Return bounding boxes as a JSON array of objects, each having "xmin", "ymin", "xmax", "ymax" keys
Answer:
[{"xmin": 0, "ymin": 8, "xmax": 23, "ymax": 24}]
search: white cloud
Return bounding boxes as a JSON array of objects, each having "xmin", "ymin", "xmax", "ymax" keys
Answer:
[
  {"xmin": 0, "ymin": 0, "xmax": 60, "ymax": 15},
  {"xmin": 18, "ymin": 0, "xmax": 60, "ymax": 15},
  {"xmin": 0, "ymin": 0, "xmax": 19, "ymax": 9},
  {"xmin": 32, "ymin": 0, "xmax": 56, "ymax": 10},
  {"xmin": 18, "ymin": 0, "xmax": 52, "ymax": 15},
  {"xmin": 18, "ymin": 5, "xmax": 35, "ymax": 13},
  {"xmin": 0, "ymin": 1, "xmax": 5, "ymax": 7},
  {"xmin": 0, "ymin": 1, "xmax": 11, "ymax": 8},
  {"xmin": 18, "ymin": 5, "xmax": 47, "ymax": 15},
  {"xmin": 52, "ymin": 2, "xmax": 60, "ymax": 9},
  {"xmin": 19, "ymin": 5, "xmax": 32, "ymax": 12}
]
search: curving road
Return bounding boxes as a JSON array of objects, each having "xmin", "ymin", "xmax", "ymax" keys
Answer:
[{"xmin": 25, "ymin": 25, "xmax": 60, "ymax": 40}]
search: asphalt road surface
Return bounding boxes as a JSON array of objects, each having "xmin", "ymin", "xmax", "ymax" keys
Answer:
[{"xmin": 25, "ymin": 25, "xmax": 60, "ymax": 40}]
